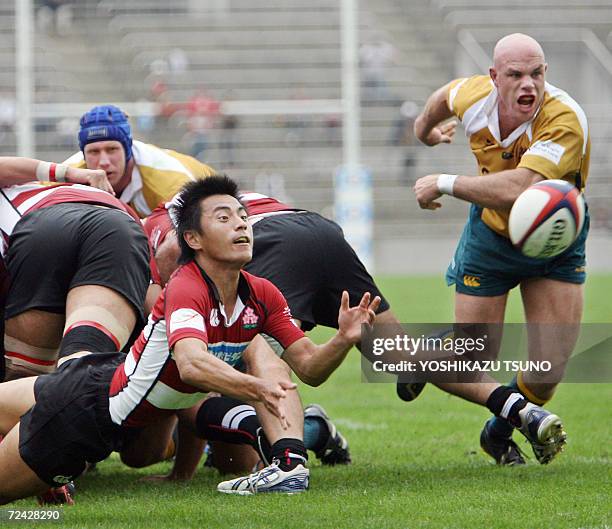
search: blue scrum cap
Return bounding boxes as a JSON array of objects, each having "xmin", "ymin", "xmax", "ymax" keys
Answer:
[{"xmin": 78, "ymin": 105, "xmax": 133, "ymax": 161}]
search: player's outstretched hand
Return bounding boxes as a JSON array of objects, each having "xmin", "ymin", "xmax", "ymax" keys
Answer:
[
  {"xmin": 255, "ymin": 379, "xmax": 297, "ymax": 430},
  {"xmin": 422, "ymin": 119, "xmax": 457, "ymax": 146},
  {"xmin": 67, "ymin": 167, "xmax": 115, "ymax": 195},
  {"xmin": 414, "ymin": 174, "xmax": 443, "ymax": 210},
  {"xmin": 337, "ymin": 291, "xmax": 381, "ymax": 344}
]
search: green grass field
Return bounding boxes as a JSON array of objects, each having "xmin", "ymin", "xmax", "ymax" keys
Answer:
[{"xmin": 8, "ymin": 276, "xmax": 612, "ymax": 529}]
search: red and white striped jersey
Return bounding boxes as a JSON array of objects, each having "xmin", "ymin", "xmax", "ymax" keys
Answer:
[
  {"xmin": 0, "ymin": 182, "xmax": 138, "ymax": 256},
  {"xmin": 108, "ymin": 260, "xmax": 305, "ymax": 427}
]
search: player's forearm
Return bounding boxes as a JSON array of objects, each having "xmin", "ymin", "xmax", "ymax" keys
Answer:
[
  {"xmin": 414, "ymin": 85, "xmax": 453, "ymax": 145},
  {"xmin": 177, "ymin": 350, "xmax": 260, "ymax": 402},
  {"xmin": 452, "ymin": 168, "xmax": 543, "ymax": 210},
  {"xmin": 0, "ymin": 156, "xmax": 82, "ymax": 186},
  {"xmin": 0, "ymin": 156, "xmax": 42, "ymax": 185},
  {"xmin": 285, "ymin": 334, "xmax": 353, "ymax": 387}
]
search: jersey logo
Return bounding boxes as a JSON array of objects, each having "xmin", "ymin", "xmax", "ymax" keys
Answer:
[
  {"xmin": 283, "ymin": 306, "xmax": 299, "ymax": 327},
  {"xmin": 525, "ymin": 140, "xmax": 566, "ymax": 166},
  {"xmin": 242, "ymin": 307, "xmax": 259, "ymax": 329},
  {"xmin": 463, "ymin": 275, "xmax": 481, "ymax": 287},
  {"xmin": 210, "ymin": 308, "xmax": 220, "ymax": 327}
]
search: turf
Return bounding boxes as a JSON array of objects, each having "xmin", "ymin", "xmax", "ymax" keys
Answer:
[{"xmin": 7, "ymin": 276, "xmax": 611, "ymax": 529}]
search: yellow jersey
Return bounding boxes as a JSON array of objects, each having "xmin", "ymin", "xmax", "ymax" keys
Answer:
[
  {"xmin": 447, "ymin": 75, "xmax": 590, "ymax": 236},
  {"xmin": 64, "ymin": 140, "xmax": 217, "ymax": 218}
]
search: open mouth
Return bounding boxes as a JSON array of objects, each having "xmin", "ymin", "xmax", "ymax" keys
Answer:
[
  {"xmin": 517, "ymin": 94, "xmax": 535, "ymax": 109},
  {"xmin": 233, "ymin": 236, "xmax": 250, "ymax": 245}
]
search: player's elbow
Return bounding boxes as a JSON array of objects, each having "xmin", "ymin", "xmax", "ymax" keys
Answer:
[
  {"xmin": 293, "ymin": 363, "xmax": 327, "ymax": 387},
  {"xmin": 176, "ymin": 358, "xmax": 200, "ymax": 387}
]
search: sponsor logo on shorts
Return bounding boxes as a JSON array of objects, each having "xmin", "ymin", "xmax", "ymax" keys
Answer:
[
  {"xmin": 463, "ymin": 275, "xmax": 481, "ymax": 287},
  {"xmin": 53, "ymin": 475, "xmax": 73, "ymax": 484},
  {"xmin": 242, "ymin": 307, "xmax": 259, "ymax": 329}
]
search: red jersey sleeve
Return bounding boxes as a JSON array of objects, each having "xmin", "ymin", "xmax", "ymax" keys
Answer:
[
  {"xmin": 144, "ymin": 206, "xmax": 174, "ymax": 286},
  {"xmin": 164, "ymin": 266, "xmax": 209, "ymax": 348},
  {"xmin": 258, "ymin": 279, "xmax": 305, "ymax": 349}
]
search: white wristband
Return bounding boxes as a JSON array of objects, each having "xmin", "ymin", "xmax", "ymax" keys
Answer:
[
  {"xmin": 35, "ymin": 161, "xmax": 51, "ymax": 181},
  {"xmin": 437, "ymin": 173, "xmax": 458, "ymax": 196},
  {"xmin": 35, "ymin": 161, "xmax": 68, "ymax": 183},
  {"xmin": 54, "ymin": 163, "xmax": 68, "ymax": 182}
]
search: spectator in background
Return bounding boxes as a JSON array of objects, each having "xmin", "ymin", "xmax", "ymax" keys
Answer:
[
  {"xmin": 0, "ymin": 94, "xmax": 16, "ymax": 144},
  {"xmin": 36, "ymin": 0, "xmax": 73, "ymax": 36},
  {"xmin": 390, "ymin": 100, "xmax": 420, "ymax": 184},
  {"xmin": 168, "ymin": 48, "xmax": 189, "ymax": 76},
  {"xmin": 359, "ymin": 35, "xmax": 397, "ymax": 102},
  {"xmin": 183, "ymin": 90, "xmax": 220, "ymax": 161},
  {"xmin": 219, "ymin": 90, "xmax": 239, "ymax": 167}
]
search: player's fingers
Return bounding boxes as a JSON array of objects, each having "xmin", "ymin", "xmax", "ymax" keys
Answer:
[
  {"xmin": 420, "ymin": 200, "xmax": 440, "ymax": 210},
  {"xmin": 279, "ymin": 381, "xmax": 297, "ymax": 391},
  {"xmin": 442, "ymin": 120, "xmax": 457, "ymax": 132},
  {"xmin": 368, "ymin": 296, "xmax": 382, "ymax": 313},
  {"xmin": 359, "ymin": 292, "xmax": 371, "ymax": 309},
  {"xmin": 340, "ymin": 290, "xmax": 350, "ymax": 311}
]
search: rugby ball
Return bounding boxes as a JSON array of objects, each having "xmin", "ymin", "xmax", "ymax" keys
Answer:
[{"xmin": 509, "ymin": 179, "xmax": 585, "ymax": 259}]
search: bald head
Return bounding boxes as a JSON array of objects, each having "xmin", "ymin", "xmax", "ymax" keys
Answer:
[
  {"xmin": 493, "ymin": 33, "xmax": 545, "ymax": 69},
  {"xmin": 490, "ymin": 33, "xmax": 547, "ymax": 129}
]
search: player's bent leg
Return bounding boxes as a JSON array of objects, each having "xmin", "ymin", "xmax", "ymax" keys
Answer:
[
  {"xmin": 441, "ymin": 292, "xmax": 529, "ymax": 465},
  {"xmin": 63, "ymin": 285, "xmax": 138, "ymax": 355},
  {"xmin": 0, "ymin": 376, "xmax": 37, "ymax": 434},
  {"xmin": 520, "ymin": 278, "xmax": 583, "ymax": 402},
  {"xmin": 208, "ymin": 441, "xmax": 260, "ymax": 475},
  {"xmin": 119, "ymin": 415, "xmax": 177, "ymax": 468},
  {"xmin": 219, "ymin": 340, "xmax": 308, "ymax": 494},
  {"xmin": 242, "ymin": 335, "xmax": 304, "ymax": 444},
  {"xmin": 4, "ymin": 311, "xmax": 63, "ymax": 380},
  {"xmin": 0, "ymin": 424, "xmax": 49, "ymax": 504}
]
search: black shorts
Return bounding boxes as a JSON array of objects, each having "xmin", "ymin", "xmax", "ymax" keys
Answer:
[
  {"xmin": 5, "ymin": 203, "xmax": 150, "ymax": 324},
  {"xmin": 19, "ymin": 352, "xmax": 126, "ymax": 487},
  {"xmin": 245, "ymin": 212, "xmax": 389, "ymax": 331}
]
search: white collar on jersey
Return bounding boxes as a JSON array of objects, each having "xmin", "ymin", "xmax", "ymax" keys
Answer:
[
  {"xmin": 486, "ymin": 86, "xmax": 540, "ymax": 148},
  {"xmin": 198, "ymin": 265, "xmax": 252, "ymax": 327},
  {"xmin": 218, "ymin": 296, "xmax": 246, "ymax": 327}
]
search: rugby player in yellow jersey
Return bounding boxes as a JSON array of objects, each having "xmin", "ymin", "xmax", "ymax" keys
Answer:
[
  {"xmin": 412, "ymin": 33, "xmax": 589, "ymax": 465},
  {"xmin": 64, "ymin": 105, "xmax": 216, "ymax": 218}
]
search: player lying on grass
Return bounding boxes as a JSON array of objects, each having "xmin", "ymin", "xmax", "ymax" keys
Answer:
[{"xmin": 0, "ymin": 175, "xmax": 379, "ymax": 504}]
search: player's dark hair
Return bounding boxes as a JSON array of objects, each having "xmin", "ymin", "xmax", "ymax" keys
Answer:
[{"xmin": 174, "ymin": 175, "xmax": 241, "ymax": 264}]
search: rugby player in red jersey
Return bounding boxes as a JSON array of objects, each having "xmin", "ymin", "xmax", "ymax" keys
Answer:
[
  {"xmin": 0, "ymin": 156, "xmax": 149, "ymax": 382},
  {"xmin": 0, "ymin": 175, "xmax": 379, "ymax": 503}
]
